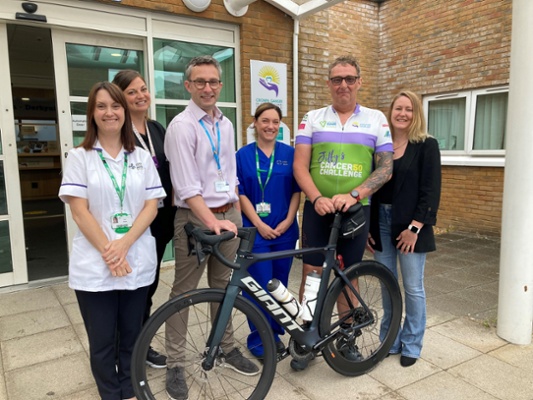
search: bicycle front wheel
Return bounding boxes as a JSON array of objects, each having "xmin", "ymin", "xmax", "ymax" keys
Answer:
[
  {"xmin": 132, "ymin": 289, "xmax": 276, "ymax": 400},
  {"xmin": 320, "ymin": 260, "xmax": 402, "ymax": 376}
]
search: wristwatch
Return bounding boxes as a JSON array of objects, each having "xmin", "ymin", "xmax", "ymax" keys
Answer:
[
  {"xmin": 408, "ymin": 224, "xmax": 421, "ymax": 234},
  {"xmin": 350, "ymin": 189, "xmax": 361, "ymax": 201}
]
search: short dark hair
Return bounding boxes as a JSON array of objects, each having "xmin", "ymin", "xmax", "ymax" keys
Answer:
[
  {"xmin": 185, "ymin": 55, "xmax": 222, "ymax": 81},
  {"xmin": 329, "ymin": 55, "xmax": 361, "ymax": 77},
  {"xmin": 78, "ymin": 81, "xmax": 136, "ymax": 152}
]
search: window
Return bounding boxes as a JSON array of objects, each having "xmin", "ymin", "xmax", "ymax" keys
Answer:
[
  {"xmin": 424, "ymin": 87, "xmax": 508, "ymax": 162},
  {"xmin": 152, "ymin": 39, "xmax": 237, "ymax": 138}
]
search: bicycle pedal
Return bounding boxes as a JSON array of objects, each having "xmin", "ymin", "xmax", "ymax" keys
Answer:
[{"xmin": 277, "ymin": 349, "xmax": 290, "ymax": 363}]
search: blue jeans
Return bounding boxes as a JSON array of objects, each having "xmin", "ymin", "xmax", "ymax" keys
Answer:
[{"xmin": 375, "ymin": 204, "xmax": 427, "ymax": 359}]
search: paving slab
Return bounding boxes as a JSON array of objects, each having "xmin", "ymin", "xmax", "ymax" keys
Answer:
[
  {"xmin": 5, "ymin": 353, "xmax": 94, "ymax": 400},
  {"xmin": 397, "ymin": 370, "xmax": 499, "ymax": 400},
  {"xmin": 449, "ymin": 354, "xmax": 533, "ymax": 400},
  {"xmin": 2, "ymin": 326, "xmax": 84, "ymax": 371}
]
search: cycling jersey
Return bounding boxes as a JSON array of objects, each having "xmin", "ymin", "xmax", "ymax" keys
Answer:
[{"xmin": 296, "ymin": 104, "xmax": 392, "ymax": 204}]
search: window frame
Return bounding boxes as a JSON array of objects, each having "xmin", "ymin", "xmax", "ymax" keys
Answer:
[{"xmin": 423, "ymin": 86, "xmax": 508, "ymax": 167}]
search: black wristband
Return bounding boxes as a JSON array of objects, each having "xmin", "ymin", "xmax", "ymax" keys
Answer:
[{"xmin": 312, "ymin": 196, "xmax": 323, "ymax": 207}]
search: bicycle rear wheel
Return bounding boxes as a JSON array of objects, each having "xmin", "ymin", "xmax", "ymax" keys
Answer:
[
  {"xmin": 132, "ymin": 289, "xmax": 276, "ymax": 400},
  {"xmin": 320, "ymin": 260, "xmax": 402, "ymax": 376}
]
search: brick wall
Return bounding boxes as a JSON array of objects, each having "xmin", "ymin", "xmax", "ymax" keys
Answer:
[
  {"xmin": 100, "ymin": 0, "xmax": 511, "ymax": 235},
  {"xmin": 374, "ymin": 0, "xmax": 511, "ymax": 235},
  {"xmin": 297, "ymin": 1, "xmax": 380, "ymax": 119},
  {"xmin": 439, "ymin": 166, "xmax": 503, "ymax": 235},
  {"xmin": 377, "ymin": 0, "xmax": 511, "ymax": 108},
  {"xmin": 102, "ymin": 0, "xmax": 295, "ymax": 143}
]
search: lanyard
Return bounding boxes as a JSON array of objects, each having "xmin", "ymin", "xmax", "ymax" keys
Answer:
[
  {"xmin": 97, "ymin": 150, "xmax": 128, "ymax": 212},
  {"xmin": 255, "ymin": 144, "xmax": 275, "ymax": 202},
  {"xmin": 132, "ymin": 122, "xmax": 159, "ymax": 168},
  {"xmin": 199, "ymin": 120, "xmax": 222, "ymax": 172}
]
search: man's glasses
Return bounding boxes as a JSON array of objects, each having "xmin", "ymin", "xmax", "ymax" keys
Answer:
[
  {"xmin": 329, "ymin": 76, "xmax": 359, "ymax": 86},
  {"xmin": 190, "ymin": 79, "xmax": 222, "ymax": 89}
]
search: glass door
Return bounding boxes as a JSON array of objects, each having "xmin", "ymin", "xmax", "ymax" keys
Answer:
[
  {"xmin": 0, "ymin": 22, "xmax": 29, "ymax": 287},
  {"xmin": 51, "ymin": 29, "xmax": 145, "ymax": 251}
]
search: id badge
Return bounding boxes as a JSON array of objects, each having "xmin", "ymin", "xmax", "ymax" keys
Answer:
[
  {"xmin": 111, "ymin": 212, "xmax": 133, "ymax": 233},
  {"xmin": 256, "ymin": 202, "xmax": 271, "ymax": 217},
  {"xmin": 215, "ymin": 180, "xmax": 230, "ymax": 193},
  {"xmin": 157, "ymin": 198, "xmax": 164, "ymax": 208}
]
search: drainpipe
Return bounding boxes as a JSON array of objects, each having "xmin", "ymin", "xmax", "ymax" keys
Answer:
[
  {"xmin": 293, "ymin": 18, "xmax": 300, "ymax": 144},
  {"xmin": 497, "ymin": 0, "xmax": 533, "ymax": 345}
]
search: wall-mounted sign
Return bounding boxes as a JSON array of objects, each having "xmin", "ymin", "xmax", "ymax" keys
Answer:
[
  {"xmin": 250, "ymin": 60, "xmax": 287, "ymax": 117},
  {"xmin": 72, "ymin": 115, "xmax": 86, "ymax": 131}
]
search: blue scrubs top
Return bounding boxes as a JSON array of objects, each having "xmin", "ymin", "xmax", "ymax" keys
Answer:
[{"xmin": 236, "ymin": 141, "xmax": 300, "ymax": 248}]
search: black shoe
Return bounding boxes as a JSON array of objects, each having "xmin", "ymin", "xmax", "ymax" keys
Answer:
[
  {"xmin": 276, "ymin": 341, "xmax": 286, "ymax": 354},
  {"xmin": 146, "ymin": 347, "xmax": 167, "ymax": 369},
  {"xmin": 290, "ymin": 353, "xmax": 315, "ymax": 371},
  {"xmin": 400, "ymin": 355, "xmax": 417, "ymax": 367},
  {"xmin": 166, "ymin": 366, "xmax": 188, "ymax": 400},
  {"xmin": 336, "ymin": 336, "xmax": 363, "ymax": 361}
]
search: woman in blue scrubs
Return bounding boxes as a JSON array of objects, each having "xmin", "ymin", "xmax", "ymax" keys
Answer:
[{"xmin": 236, "ymin": 102, "xmax": 301, "ymax": 359}]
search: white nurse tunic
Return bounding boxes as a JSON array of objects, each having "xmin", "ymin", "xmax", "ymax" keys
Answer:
[{"xmin": 59, "ymin": 142, "xmax": 166, "ymax": 292}]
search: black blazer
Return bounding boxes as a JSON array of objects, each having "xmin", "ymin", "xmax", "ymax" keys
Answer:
[
  {"xmin": 136, "ymin": 120, "xmax": 174, "ymax": 209},
  {"xmin": 370, "ymin": 137, "xmax": 441, "ymax": 253}
]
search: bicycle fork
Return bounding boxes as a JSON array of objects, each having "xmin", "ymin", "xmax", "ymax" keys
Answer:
[{"xmin": 201, "ymin": 284, "xmax": 241, "ymax": 371}]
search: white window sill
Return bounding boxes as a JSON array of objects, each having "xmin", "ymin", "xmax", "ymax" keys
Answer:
[{"xmin": 441, "ymin": 156, "xmax": 505, "ymax": 167}]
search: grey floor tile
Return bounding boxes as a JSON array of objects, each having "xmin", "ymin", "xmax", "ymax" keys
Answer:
[
  {"xmin": 63, "ymin": 302, "xmax": 83, "ymax": 325},
  {"xmin": 72, "ymin": 322, "xmax": 89, "ymax": 353},
  {"xmin": 2, "ymin": 326, "xmax": 84, "ymax": 371},
  {"xmin": 449, "ymin": 354, "xmax": 533, "ymax": 400},
  {"xmin": 431, "ymin": 317, "xmax": 507, "ymax": 353},
  {"xmin": 51, "ymin": 284, "xmax": 77, "ymax": 305},
  {"xmin": 0, "ymin": 352, "xmax": 6, "ymax": 400},
  {"xmin": 426, "ymin": 293, "xmax": 492, "ymax": 318},
  {"xmin": 266, "ymin": 374, "xmax": 311, "ymax": 399},
  {"xmin": 398, "ymin": 371, "xmax": 499, "ymax": 400},
  {"xmin": 0, "ymin": 287, "xmax": 60, "ymax": 318},
  {"xmin": 369, "ymin": 356, "xmax": 440, "ymax": 391},
  {"xmin": 421, "ymin": 329, "xmax": 481, "ymax": 369},
  {"xmin": 0, "ymin": 306, "xmax": 70, "ymax": 341},
  {"xmin": 489, "ymin": 342, "xmax": 533, "ymax": 369},
  {"xmin": 5, "ymin": 353, "xmax": 94, "ymax": 400}
]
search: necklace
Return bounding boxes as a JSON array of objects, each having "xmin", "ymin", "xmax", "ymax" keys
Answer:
[{"xmin": 393, "ymin": 140, "xmax": 408, "ymax": 150}]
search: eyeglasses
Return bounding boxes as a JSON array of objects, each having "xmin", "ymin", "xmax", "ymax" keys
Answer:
[
  {"xmin": 190, "ymin": 79, "xmax": 222, "ymax": 89},
  {"xmin": 329, "ymin": 76, "xmax": 359, "ymax": 86}
]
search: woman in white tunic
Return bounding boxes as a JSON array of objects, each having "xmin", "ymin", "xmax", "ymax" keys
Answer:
[{"xmin": 59, "ymin": 81, "xmax": 166, "ymax": 400}]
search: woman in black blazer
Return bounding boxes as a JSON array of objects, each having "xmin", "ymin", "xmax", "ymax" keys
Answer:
[
  {"xmin": 113, "ymin": 70, "xmax": 177, "ymax": 369},
  {"xmin": 368, "ymin": 90, "xmax": 441, "ymax": 367}
]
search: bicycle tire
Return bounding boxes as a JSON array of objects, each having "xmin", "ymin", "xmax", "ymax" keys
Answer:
[
  {"xmin": 132, "ymin": 289, "xmax": 277, "ymax": 400},
  {"xmin": 320, "ymin": 260, "xmax": 402, "ymax": 376}
]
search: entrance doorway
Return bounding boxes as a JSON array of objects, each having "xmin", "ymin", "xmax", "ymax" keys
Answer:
[{"xmin": 8, "ymin": 24, "xmax": 68, "ymax": 280}]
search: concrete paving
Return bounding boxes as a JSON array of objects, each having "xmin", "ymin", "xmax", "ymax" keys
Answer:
[{"xmin": 1, "ymin": 231, "xmax": 532, "ymax": 400}]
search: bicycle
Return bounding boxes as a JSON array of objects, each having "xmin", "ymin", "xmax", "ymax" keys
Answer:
[{"xmin": 131, "ymin": 204, "xmax": 402, "ymax": 400}]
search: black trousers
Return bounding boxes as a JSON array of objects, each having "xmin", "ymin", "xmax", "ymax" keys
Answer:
[
  {"xmin": 76, "ymin": 286, "xmax": 149, "ymax": 400},
  {"xmin": 143, "ymin": 205, "xmax": 176, "ymax": 324}
]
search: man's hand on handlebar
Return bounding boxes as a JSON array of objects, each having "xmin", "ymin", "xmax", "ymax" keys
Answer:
[{"xmin": 209, "ymin": 219, "xmax": 238, "ymax": 236}]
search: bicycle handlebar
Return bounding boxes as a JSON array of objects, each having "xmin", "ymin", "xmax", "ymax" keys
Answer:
[
  {"xmin": 184, "ymin": 204, "xmax": 361, "ymax": 270},
  {"xmin": 184, "ymin": 223, "xmax": 243, "ymax": 269}
]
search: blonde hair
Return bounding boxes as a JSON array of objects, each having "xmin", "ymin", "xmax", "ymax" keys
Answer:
[{"xmin": 387, "ymin": 90, "xmax": 428, "ymax": 143}]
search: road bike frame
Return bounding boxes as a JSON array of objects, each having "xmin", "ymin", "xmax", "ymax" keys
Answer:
[{"xmin": 187, "ymin": 210, "xmax": 371, "ymax": 370}]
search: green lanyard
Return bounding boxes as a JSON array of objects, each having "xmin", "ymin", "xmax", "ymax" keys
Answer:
[
  {"xmin": 97, "ymin": 150, "xmax": 128, "ymax": 212},
  {"xmin": 255, "ymin": 144, "xmax": 275, "ymax": 203}
]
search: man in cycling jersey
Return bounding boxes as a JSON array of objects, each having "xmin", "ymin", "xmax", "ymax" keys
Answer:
[{"xmin": 292, "ymin": 55, "xmax": 393, "ymax": 371}]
